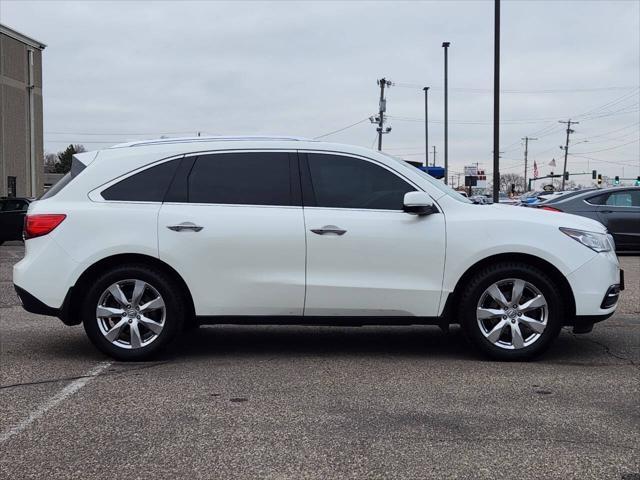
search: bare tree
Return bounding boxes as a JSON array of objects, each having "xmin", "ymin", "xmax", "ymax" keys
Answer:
[
  {"xmin": 499, "ymin": 173, "xmax": 526, "ymax": 194},
  {"xmin": 43, "ymin": 153, "xmax": 58, "ymax": 173}
]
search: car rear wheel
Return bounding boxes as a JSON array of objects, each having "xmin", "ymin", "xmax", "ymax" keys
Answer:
[
  {"xmin": 459, "ymin": 262, "xmax": 563, "ymax": 361},
  {"xmin": 82, "ymin": 265, "xmax": 185, "ymax": 361}
]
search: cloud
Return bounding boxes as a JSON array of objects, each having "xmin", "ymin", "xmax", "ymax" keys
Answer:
[{"xmin": 2, "ymin": 0, "xmax": 638, "ymax": 180}]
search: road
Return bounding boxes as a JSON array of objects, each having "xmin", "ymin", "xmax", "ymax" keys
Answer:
[{"xmin": 1, "ymin": 242, "xmax": 638, "ymax": 479}]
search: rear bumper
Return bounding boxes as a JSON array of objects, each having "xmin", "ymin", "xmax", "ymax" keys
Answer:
[
  {"xmin": 14, "ymin": 285, "xmax": 58, "ymax": 316},
  {"xmin": 14, "ymin": 285, "xmax": 77, "ymax": 326}
]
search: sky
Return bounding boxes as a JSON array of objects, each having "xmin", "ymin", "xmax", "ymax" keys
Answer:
[{"xmin": 2, "ymin": 0, "xmax": 639, "ymax": 186}]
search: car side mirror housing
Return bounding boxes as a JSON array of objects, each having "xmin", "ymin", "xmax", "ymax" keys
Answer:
[{"xmin": 403, "ymin": 191, "xmax": 437, "ymax": 215}]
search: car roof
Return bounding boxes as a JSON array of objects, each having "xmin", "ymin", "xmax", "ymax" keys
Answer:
[
  {"xmin": 542, "ymin": 188, "xmax": 598, "ymax": 203},
  {"xmin": 109, "ymin": 135, "xmax": 313, "ymax": 149},
  {"xmin": 550, "ymin": 186, "xmax": 639, "ymax": 204}
]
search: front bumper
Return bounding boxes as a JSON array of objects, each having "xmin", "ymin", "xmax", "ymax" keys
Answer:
[
  {"xmin": 566, "ymin": 251, "xmax": 621, "ymax": 317},
  {"xmin": 572, "ymin": 311, "xmax": 617, "ymax": 334}
]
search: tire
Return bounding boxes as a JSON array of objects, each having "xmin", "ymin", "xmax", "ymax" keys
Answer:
[
  {"xmin": 82, "ymin": 264, "xmax": 186, "ymax": 361},
  {"xmin": 458, "ymin": 262, "xmax": 563, "ymax": 361}
]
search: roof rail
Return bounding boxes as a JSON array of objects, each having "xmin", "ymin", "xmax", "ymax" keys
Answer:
[{"xmin": 109, "ymin": 135, "xmax": 313, "ymax": 149}]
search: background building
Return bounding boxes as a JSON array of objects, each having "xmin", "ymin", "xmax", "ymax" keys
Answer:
[{"xmin": 0, "ymin": 24, "xmax": 45, "ymax": 198}]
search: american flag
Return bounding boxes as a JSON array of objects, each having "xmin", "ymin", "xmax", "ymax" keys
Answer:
[{"xmin": 533, "ymin": 161, "xmax": 539, "ymax": 178}]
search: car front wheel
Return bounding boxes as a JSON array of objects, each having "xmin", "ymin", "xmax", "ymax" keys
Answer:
[
  {"xmin": 459, "ymin": 262, "xmax": 563, "ymax": 361},
  {"xmin": 82, "ymin": 265, "xmax": 185, "ymax": 361}
]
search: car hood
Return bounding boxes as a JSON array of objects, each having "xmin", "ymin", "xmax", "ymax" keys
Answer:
[{"xmin": 489, "ymin": 204, "xmax": 607, "ymax": 234}]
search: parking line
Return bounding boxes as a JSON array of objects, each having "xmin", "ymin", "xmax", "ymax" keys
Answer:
[{"xmin": 0, "ymin": 361, "xmax": 112, "ymax": 443}]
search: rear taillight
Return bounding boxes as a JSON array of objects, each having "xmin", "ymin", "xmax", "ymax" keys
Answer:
[
  {"xmin": 540, "ymin": 206, "xmax": 562, "ymax": 212},
  {"xmin": 24, "ymin": 214, "xmax": 66, "ymax": 239}
]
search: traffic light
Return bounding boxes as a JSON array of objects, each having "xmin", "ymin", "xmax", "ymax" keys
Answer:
[
  {"xmin": 614, "ymin": 176, "xmax": 620, "ymax": 185},
  {"xmin": 592, "ymin": 170, "xmax": 597, "ymax": 180},
  {"xmin": 564, "ymin": 171, "xmax": 569, "ymax": 181},
  {"xmin": 597, "ymin": 174, "xmax": 602, "ymax": 186}
]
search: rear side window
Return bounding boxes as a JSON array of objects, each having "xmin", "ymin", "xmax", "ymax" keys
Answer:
[
  {"xmin": 40, "ymin": 156, "xmax": 87, "ymax": 200},
  {"xmin": 306, "ymin": 153, "xmax": 415, "ymax": 210},
  {"xmin": 188, "ymin": 152, "xmax": 292, "ymax": 205},
  {"xmin": 102, "ymin": 159, "xmax": 180, "ymax": 202}
]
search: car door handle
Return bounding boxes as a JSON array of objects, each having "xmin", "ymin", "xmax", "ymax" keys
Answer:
[
  {"xmin": 310, "ymin": 225, "xmax": 347, "ymax": 236},
  {"xmin": 167, "ymin": 222, "xmax": 204, "ymax": 232},
  {"xmin": 600, "ymin": 210, "xmax": 613, "ymax": 214}
]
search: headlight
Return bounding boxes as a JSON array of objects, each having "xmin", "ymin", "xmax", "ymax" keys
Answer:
[{"xmin": 560, "ymin": 227, "xmax": 611, "ymax": 252}]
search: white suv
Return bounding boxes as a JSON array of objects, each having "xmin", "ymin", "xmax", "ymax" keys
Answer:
[{"xmin": 13, "ymin": 136, "xmax": 623, "ymax": 361}]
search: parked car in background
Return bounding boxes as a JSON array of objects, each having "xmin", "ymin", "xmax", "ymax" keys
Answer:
[
  {"xmin": 470, "ymin": 195, "xmax": 492, "ymax": 204},
  {"xmin": 13, "ymin": 136, "xmax": 622, "ymax": 362},
  {"xmin": 520, "ymin": 188, "xmax": 598, "ymax": 207},
  {"xmin": 0, "ymin": 197, "xmax": 31, "ymax": 245},
  {"xmin": 538, "ymin": 187, "xmax": 640, "ymax": 252},
  {"xmin": 497, "ymin": 192, "xmax": 518, "ymax": 205}
]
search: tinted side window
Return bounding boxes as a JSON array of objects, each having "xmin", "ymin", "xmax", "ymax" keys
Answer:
[
  {"xmin": 188, "ymin": 152, "xmax": 291, "ymax": 206},
  {"xmin": 586, "ymin": 193, "xmax": 608, "ymax": 205},
  {"xmin": 306, "ymin": 153, "xmax": 415, "ymax": 210},
  {"xmin": 606, "ymin": 191, "xmax": 639, "ymax": 207},
  {"xmin": 102, "ymin": 159, "xmax": 180, "ymax": 202},
  {"xmin": 40, "ymin": 157, "xmax": 87, "ymax": 200}
]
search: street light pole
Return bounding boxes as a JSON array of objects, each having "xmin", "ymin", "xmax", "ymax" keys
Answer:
[
  {"xmin": 522, "ymin": 136, "xmax": 537, "ymax": 191},
  {"xmin": 442, "ymin": 42, "xmax": 450, "ymax": 184},
  {"xmin": 423, "ymin": 87, "xmax": 429, "ymax": 168},
  {"xmin": 492, "ymin": 0, "xmax": 500, "ymax": 203}
]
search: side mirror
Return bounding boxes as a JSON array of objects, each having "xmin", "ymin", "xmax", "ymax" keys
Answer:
[{"xmin": 403, "ymin": 191, "xmax": 437, "ymax": 216}]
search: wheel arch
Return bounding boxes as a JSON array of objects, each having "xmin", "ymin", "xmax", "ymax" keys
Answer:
[
  {"xmin": 441, "ymin": 252, "xmax": 576, "ymax": 324},
  {"xmin": 65, "ymin": 253, "xmax": 195, "ymax": 326}
]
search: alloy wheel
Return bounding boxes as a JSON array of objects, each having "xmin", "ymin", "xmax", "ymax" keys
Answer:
[
  {"xmin": 476, "ymin": 278, "xmax": 548, "ymax": 350},
  {"xmin": 96, "ymin": 279, "xmax": 166, "ymax": 349}
]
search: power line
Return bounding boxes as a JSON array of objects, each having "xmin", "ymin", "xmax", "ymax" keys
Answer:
[
  {"xmin": 572, "ymin": 121, "xmax": 640, "ymax": 142},
  {"xmin": 392, "ymin": 83, "xmax": 639, "ymax": 94},
  {"xmin": 45, "ymin": 131, "xmax": 196, "ymax": 136},
  {"xmin": 571, "ymin": 138, "xmax": 639, "ymax": 154},
  {"xmin": 313, "ymin": 118, "xmax": 369, "ymax": 139},
  {"xmin": 569, "ymin": 154, "xmax": 640, "ymax": 168}
]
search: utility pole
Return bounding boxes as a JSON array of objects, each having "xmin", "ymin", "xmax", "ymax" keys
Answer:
[
  {"xmin": 376, "ymin": 78, "xmax": 392, "ymax": 151},
  {"xmin": 492, "ymin": 0, "xmax": 500, "ymax": 203},
  {"xmin": 432, "ymin": 145, "xmax": 437, "ymax": 167},
  {"xmin": 521, "ymin": 136, "xmax": 537, "ymax": 191},
  {"xmin": 559, "ymin": 119, "xmax": 579, "ymax": 190},
  {"xmin": 423, "ymin": 87, "xmax": 429, "ymax": 167},
  {"xmin": 442, "ymin": 42, "xmax": 450, "ymax": 184}
]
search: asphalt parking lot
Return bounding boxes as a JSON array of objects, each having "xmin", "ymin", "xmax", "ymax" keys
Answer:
[{"xmin": 1, "ymin": 241, "xmax": 638, "ymax": 480}]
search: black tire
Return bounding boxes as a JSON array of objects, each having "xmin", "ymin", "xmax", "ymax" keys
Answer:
[
  {"xmin": 458, "ymin": 262, "xmax": 563, "ymax": 361},
  {"xmin": 82, "ymin": 264, "xmax": 186, "ymax": 361}
]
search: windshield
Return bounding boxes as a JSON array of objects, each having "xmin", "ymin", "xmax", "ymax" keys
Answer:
[{"xmin": 382, "ymin": 154, "xmax": 473, "ymax": 204}]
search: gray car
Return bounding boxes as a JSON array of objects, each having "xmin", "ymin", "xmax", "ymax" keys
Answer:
[{"xmin": 537, "ymin": 187, "xmax": 640, "ymax": 252}]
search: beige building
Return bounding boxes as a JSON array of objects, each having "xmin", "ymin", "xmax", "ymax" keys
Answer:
[{"xmin": 0, "ymin": 24, "xmax": 45, "ymax": 198}]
